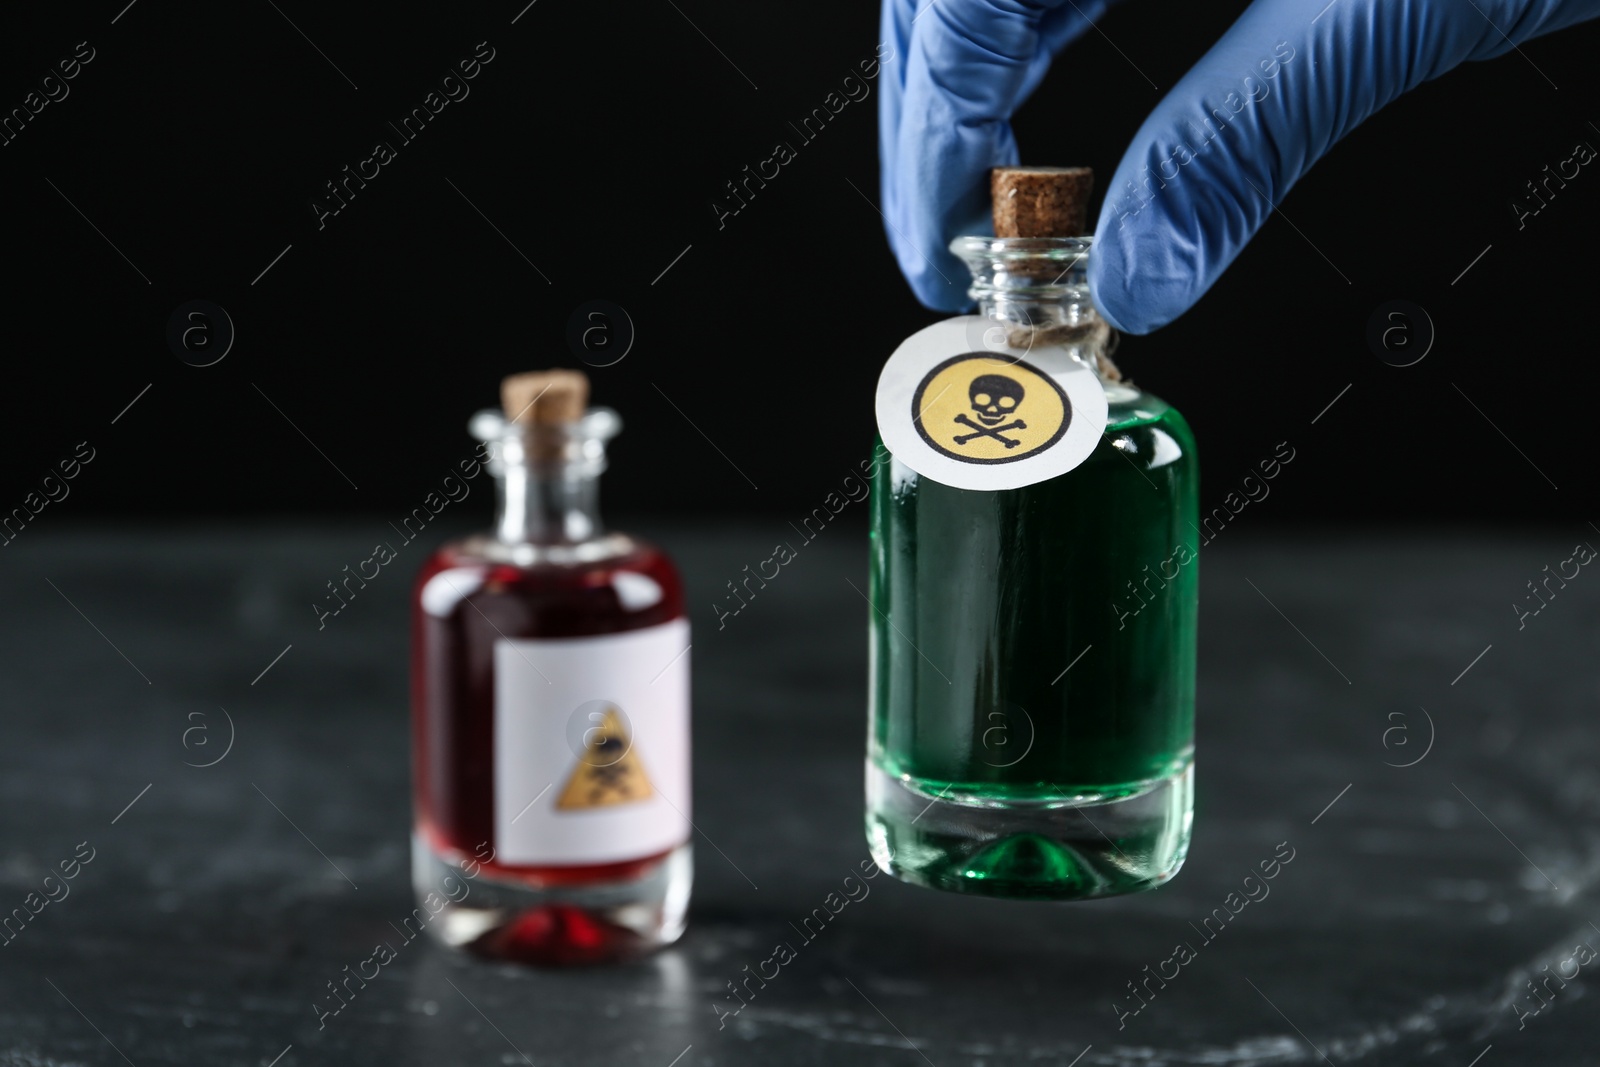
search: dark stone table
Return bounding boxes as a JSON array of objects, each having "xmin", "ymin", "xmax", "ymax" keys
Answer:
[{"xmin": 2, "ymin": 521, "xmax": 1595, "ymax": 1066}]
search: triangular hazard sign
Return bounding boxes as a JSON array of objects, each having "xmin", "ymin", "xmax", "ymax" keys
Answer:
[{"xmin": 556, "ymin": 708, "xmax": 654, "ymax": 811}]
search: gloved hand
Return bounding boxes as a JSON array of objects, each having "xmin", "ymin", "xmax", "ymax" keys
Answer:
[{"xmin": 879, "ymin": 0, "xmax": 1600, "ymax": 333}]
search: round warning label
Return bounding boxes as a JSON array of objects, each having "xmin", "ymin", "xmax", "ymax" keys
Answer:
[
  {"xmin": 912, "ymin": 354, "xmax": 1071, "ymax": 463},
  {"xmin": 876, "ymin": 317, "xmax": 1107, "ymax": 491}
]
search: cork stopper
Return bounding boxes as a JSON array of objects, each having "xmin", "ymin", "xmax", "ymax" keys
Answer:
[
  {"xmin": 991, "ymin": 166, "xmax": 1094, "ymax": 238},
  {"xmin": 501, "ymin": 369, "xmax": 589, "ymax": 425}
]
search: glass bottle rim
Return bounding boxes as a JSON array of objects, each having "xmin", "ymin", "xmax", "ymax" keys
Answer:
[
  {"xmin": 469, "ymin": 406, "xmax": 620, "ymax": 480},
  {"xmin": 469, "ymin": 406, "xmax": 622, "ymax": 446},
  {"xmin": 949, "ymin": 234, "xmax": 1093, "ymax": 263}
]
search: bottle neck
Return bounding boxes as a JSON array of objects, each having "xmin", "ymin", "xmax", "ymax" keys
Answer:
[
  {"xmin": 471, "ymin": 407, "xmax": 621, "ymax": 549},
  {"xmin": 495, "ymin": 463, "xmax": 602, "ymax": 545},
  {"xmin": 953, "ymin": 235, "xmax": 1126, "ymax": 390}
]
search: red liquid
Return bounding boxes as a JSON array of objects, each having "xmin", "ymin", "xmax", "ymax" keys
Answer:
[{"xmin": 410, "ymin": 535, "xmax": 686, "ymax": 964}]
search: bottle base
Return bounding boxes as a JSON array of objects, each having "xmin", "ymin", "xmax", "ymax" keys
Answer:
[
  {"xmin": 865, "ymin": 760, "xmax": 1192, "ymax": 900},
  {"xmin": 411, "ymin": 835, "xmax": 692, "ymax": 965}
]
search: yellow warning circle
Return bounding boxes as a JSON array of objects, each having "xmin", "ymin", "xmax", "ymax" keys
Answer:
[
  {"xmin": 556, "ymin": 707, "xmax": 654, "ymax": 811},
  {"xmin": 911, "ymin": 354, "xmax": 1071, "ymax": 464}
]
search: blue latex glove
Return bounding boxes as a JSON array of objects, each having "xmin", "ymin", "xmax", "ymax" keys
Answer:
[{"xmin": 880, "ymin": 0, "xmax": 1600, "ymax": 332}]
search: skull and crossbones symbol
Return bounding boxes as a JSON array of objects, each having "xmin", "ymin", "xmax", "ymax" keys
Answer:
[
  {"xmin": 953, "ymin": 373, "xmax": 1027, "ymax": 447},
  {"xmin": 582, "ymin": 734, "xmax": 639, "ymax": 800}
]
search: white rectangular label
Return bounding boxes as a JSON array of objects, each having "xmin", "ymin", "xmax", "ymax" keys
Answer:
[{"xmin": 494, "ymin": 618, "xmax": 690, "ymax": 866}]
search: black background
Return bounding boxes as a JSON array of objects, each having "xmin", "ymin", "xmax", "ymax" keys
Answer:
[{"xmin": 1, "ymin": 1, "xmax": 1594, "ymax": 523}]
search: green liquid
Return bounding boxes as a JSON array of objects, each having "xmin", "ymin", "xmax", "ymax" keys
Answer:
[{"xmin": 867, "ymin": 392, "xmax": 1199, "ymax": 898}]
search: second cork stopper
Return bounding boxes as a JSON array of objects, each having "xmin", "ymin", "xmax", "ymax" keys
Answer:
[
  {"xmin": 500, "ymin": 369, "xmax": 590, "ymax": 459},
  {"xmin": 991, "ymin": 166, "xmax": 1094, "ymax": 239},
  {"xmin": 501, "ymin": 369, "xmax": 589, "ymax": 425}
]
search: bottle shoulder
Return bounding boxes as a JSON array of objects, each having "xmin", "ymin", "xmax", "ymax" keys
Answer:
[
  {"xmin": 1089, "ymin": 385, "xmax": 1195, "ymax": 482},
  {"xmin": 415, "ymin": 532, "xmax": 685, "ymax": 634},
  {"xmin": 1107, "ymin": 385, "xmax": 1178, "ymax": 427},
  {"xmin": 424, "ymin": 531, "xmax": 679, "ymax": 577}
]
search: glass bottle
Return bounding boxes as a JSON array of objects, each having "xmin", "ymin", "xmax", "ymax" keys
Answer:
[
  {"xmin": 411, "ymin": 391, "xmax": 692, "ymax": 963},
  {"xmin": 867, "ymin": 236, "xmax": 1199, "ymax": 900}
]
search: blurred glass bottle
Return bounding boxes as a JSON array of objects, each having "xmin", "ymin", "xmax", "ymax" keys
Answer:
[
  {"xmin": 411, "ymin": 369, "xmax": 692, "ymax": 963},
  {"xmin": 867, "ymin": 168, "xmax": 1199, "ymax": 900}
]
